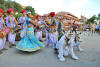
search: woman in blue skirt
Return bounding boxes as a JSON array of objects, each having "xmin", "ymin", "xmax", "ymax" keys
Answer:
[{"xmin": 16, "ymin": 11, "xmax": 44, "ymax": 52}]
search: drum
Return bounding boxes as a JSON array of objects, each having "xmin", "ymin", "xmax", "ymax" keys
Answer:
[
  {"xmin": 45, "ymin": 20, "xmax": 50, "ymax": 25},
  {"xmin": 0, "ymin": 32, "xmax": 6, "ymax": 38},
  {"xmin": 50, "ymin": 26, "xmax": 56, "ymax": 33},
  {"xmin": 37, "ymin": 24, "xmax": 45, "ymax": 30}
]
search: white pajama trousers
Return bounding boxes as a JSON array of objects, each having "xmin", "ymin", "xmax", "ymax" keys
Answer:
[
  {"xmin": 8, "ymin": 32, "xmax": 16, "ymax": 44},
  {"xmin": 35, "ymin": 31, "xmax": 42, "ymax": 40},
  {"xmin": 0, "ymin": 37, "xmax": 6, "ymax": 50}
]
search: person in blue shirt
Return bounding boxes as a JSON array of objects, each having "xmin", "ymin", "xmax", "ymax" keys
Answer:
[
  {"xmin": 96, "ymin": 24, "xmax": 100, "ymax": 33},
  {"xmin": 6, "ymin": 8, "xmax": 20, "ymax": 48},
  {"xmin": 19, "ymin": 9, "xmax": 26, "ymax": 38},
  {"xmin": 34, "ymin": 14, "xmax": 44, "ymax": 42},
  {"xmin": 45, "ymin": 12, "xmax": 57, "ymax": 48},
  {"xmin": 0, "ymin": 8, "xmax": 8, "ymax": 54}
]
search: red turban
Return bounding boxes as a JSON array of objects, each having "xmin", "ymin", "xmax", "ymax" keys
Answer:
[
  {"xmin": 21, "ymin": 9, "xmax": 26, "ymax": 13},
  {"xmin": 36, "ymin": 14, "xmax": 40, "ymax": 18},
  {"xmin": 50, "ymin": 12, "xmax": 55, "ymax": 17},
  {"xmin": 0, "ymin": 8, "xmax": 4, "ymax": 13},
  {"xmin": 6, "ymin": 8, "xmax": 14, "ymax": 13}
]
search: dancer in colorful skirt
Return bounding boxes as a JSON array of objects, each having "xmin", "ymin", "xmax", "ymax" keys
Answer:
[
  {"xmin": 0, "ymin": 8, "xmax": 8, "ymax": 54},
  {"xmin": 16, "ymin": 11, "xmax": 44, "ymax": 52},
  {"xmin": 6, "ymin": 8, "xmax": 20, "ymax": 48}
]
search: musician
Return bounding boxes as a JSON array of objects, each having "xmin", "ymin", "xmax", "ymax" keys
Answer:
[
  {"xmin": 35, "ymin": 14, "xmax": 44, "ymax": 42},
  {"xmin": 45, "ymin": 18, "xmax": 51, "ymax": 48},
  {"xmin": 46, "ymin": 12, "xmax": 56, "ymax": 48},
  {"xmin": 0, "ymin": 8, "xmax": 7, "ymax": 54},
  {"xmin": 19, "ymin": 9, "xmax": 26, "ymax": 38},
  {"xmin": 6, "ymin": 8, "xmax": 20, "ymax": 48}
]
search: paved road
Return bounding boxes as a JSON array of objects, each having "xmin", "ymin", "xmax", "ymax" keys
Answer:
[{"xmin": 0, "ymin": 33, "xmax": 100, "ymax": 67}]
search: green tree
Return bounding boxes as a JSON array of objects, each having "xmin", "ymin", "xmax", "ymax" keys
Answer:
[
  {"xmin": 97, "ymin": 13, "xmax": 100, "ymax": 20},
  {"xmin": 0, "ymin": 0, "xmax": 36, "ymax": 19},
  {"xmin": 5, "ymin": 1, "xmax": 14, "ymax": 8},
  {"xmin": 25, "ymin": 6, "xmax": 36, "ymax": 16},
  {"xmin": 0, "ymin": 0, "xmax": 5, "ymax": 4},
  {"xmin": 13, "ymin": 2, "xmax": 22, "ymax": 12},
  {"xmin": 14, "ymin": 13, "xmax": 22, "ymax": 20},
  {"xmin": 86, "ymin": 15, "xmax": 97, "ymax": 24}
]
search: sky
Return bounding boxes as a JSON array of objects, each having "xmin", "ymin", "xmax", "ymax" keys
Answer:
[{"xmin": 12, "ymin": 0, "xmax": 100, "ymax": 18}]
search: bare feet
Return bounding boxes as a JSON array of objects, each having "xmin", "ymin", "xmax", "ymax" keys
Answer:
[
  {"xmin": 9, "ymin": 45, "xmax": 13, "ymax": 48},
  {"xmin": 9, "ymin": 42, "xmax": 13, "ymax": 48}
]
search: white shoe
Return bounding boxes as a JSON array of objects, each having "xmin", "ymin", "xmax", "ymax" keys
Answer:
[
  {"xmin": 72, "ymin": 55, "xmax": 79, "ymax": 60},
  {"xmin": 59, "ymin": 57, "xmax": 65, "ymax": 62},
  {"xmin": 58, "ymin": 55, "xmax": 65, "ymax": 62}
]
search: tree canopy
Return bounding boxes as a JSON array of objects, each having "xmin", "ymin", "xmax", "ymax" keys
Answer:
[
  {"xmin": 0, "ymin": 0, "xmax": 36, "ymax": 17},
  {"xmin": 86, "ymin": 14, "xmax": 100, "ymax": 24},
  {"xmin": 25, "ymin": 6, "xmax": 36, "ymax": 16}
]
